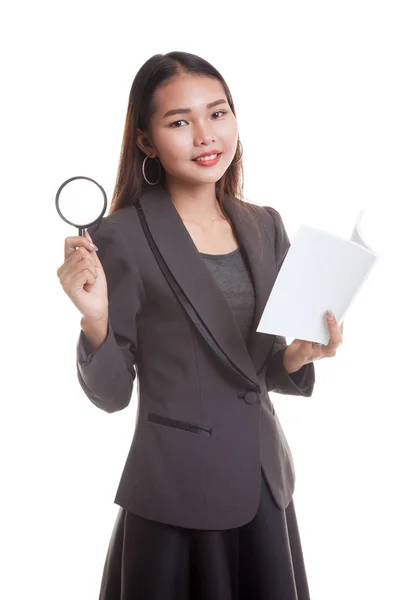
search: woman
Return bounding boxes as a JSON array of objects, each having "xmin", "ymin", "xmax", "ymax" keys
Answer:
[{"xmin": 57, "ymin": 51, "xmax": 343, "ymax": 600}]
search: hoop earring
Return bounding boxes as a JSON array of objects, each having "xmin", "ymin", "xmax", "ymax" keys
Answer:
[
  {"xmin": 142, "ymin": 155, "xmax": 161, "ymax": 185},
  {"xmin": 231, "ymin": 140, "xmax": 243, "ymax": 165}
]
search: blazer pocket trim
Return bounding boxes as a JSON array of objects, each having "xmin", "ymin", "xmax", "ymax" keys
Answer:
[{"xmin": 147, "ymin": 412, "xmax": 212, "ymax": 437}]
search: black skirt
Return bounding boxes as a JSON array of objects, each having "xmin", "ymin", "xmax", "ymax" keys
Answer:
[{"xmin": 99, "ymin": 468, "xmax": 311, "ymax": 600}]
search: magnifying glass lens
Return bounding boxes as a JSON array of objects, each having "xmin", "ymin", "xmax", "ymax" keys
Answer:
[{"xmin": 57, "ymin": 179, "xmax": 105, "ymax": 226}]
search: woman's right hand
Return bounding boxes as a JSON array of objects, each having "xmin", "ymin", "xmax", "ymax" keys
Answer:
[{"xmin": 57, "ymin": 231, "xmax": 108, "ymax": 320}]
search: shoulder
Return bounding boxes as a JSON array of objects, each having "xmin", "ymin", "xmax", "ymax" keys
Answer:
[
  {"xmin": 99, "ymin": 205, "xmax": 138, "ymax": 230},
  {"xmin": 87, "ymin": 205, "xmax": 138, "ymax": 242},
  {"xmin": 85, "ymin": 206, "xmax": 145, "ymax": 293},
  {"xmin": 233, "ymin": 197, "xmax": 284, "ymax": 237},
  {"xmin": 84, "ymin": 206, "xmax": 140, "ymax": 270}
]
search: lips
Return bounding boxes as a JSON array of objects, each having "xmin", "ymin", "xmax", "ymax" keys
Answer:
[
  {"xmin": 192, "ymin": 153, "xmax": 222, "ymax": 167},
  {"xmin": 192, "ymin": 151, "xmax": 222, "ymax": 161}
]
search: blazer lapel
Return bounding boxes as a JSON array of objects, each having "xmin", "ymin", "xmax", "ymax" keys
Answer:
[
  {"xmin": 138, "ymin": 184, "xmax": 277, "ymax": 386},
  {"xmin": 222, "ymin": 195, "xmax": 278, "ymax": 373}
]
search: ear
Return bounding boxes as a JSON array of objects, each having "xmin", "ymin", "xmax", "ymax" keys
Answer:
[{"xmin": 136, "ymin": 128, "xmax": 156, "ymax": 157}]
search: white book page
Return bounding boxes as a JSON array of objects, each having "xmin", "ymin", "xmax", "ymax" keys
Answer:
[{"xmin": 257, "ymin": 212, "xmax": 379, "ymax": 345}]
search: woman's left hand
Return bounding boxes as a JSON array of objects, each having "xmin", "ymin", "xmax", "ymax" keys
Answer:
[{"xmin": 283, "ymin": 310, "xmax": 344, "ymax": 374}]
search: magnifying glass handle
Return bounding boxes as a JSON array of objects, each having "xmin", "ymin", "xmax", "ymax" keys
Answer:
[{"xmin": 78, "ymin": 226, "xmax": 86, "ymax": 236}]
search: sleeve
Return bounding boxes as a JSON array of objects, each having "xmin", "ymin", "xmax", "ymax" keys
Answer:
[
  {"xmin": 77, "ymin": 329, "xmax": 92, "ymax": 363},
  {"xmin": 263, "ymin": 206, "xmax": 315, "ymax": 397},
  {"xmin": 76, "ymin": 217, "xmax": 145, "ymax": 413}
]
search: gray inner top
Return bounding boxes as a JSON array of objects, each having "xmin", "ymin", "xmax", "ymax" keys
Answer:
[{"xmin": 200, "ymin": 246, "xmax": 255, "ymax": 344}]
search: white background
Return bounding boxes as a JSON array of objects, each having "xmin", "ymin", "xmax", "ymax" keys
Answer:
[{"xmin": 2, "ymin": 1, "xmax": 400, "ymax": 598}]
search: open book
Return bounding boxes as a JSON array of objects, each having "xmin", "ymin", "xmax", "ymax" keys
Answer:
[{"xmin": 257, "ymin": 210, "xmax": 379, "ymax": 345}]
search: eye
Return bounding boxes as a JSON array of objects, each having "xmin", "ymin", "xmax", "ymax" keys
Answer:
[
  {"xmin": 212, "ymin": 111, "xmax": 226, "ymax": 118},
  {"xmin": 169, "ymin": 111, "xmax": 227, "ymax": 128},
  {"xmin": 170, "ymin": 120, "xmax": 187, "ymax": 128}
]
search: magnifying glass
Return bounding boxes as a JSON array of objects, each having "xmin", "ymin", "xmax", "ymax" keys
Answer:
[{"xmin": 55, "ymin": 175, "xmax": 108, "ymax": 236}]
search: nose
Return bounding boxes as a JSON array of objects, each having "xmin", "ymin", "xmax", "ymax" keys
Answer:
[{"xmin": 193, "ymin": 122, "xmax": 216, "ymax": 146}]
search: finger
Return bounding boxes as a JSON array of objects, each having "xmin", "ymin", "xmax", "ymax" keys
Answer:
[
  {"xmin": 321, "ymin": 347, "xmax": 336, "ymax": 358},
  {"xmin": 325, "ymin": 311, "xmax": 343, "ymax": 347},
  {"xmin": 304, "ymin": 340, "xmax": 323, "ymax": 361},
  {"xmin": 313, "ymin": 343, "xmax": 325, "ymax": 358},
  {"xmin": 58, "ymin": 244, "xmax": 97, "ymax": 279},
  {"xmin": 64, "ymin": 264, "xmax": 97, "ymax": 296},
  {"xmin": 315, "ymin": 341, "xmax": 335, "ymax": 359},
  {"xmin": 84, "ymin": 231, "xmax": 103, "ymax": 269},
  {"xmin": 62, "ymin": 254, "xmax": 98, "ymax": 290},
  {"xmin": 64, "ymin": 235, "xmax": 98, "ymax": 260}
]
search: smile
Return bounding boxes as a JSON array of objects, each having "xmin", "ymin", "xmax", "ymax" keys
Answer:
[{"xmin": 192, "ymin": 153, "xmax": 222, "ymax": 166}]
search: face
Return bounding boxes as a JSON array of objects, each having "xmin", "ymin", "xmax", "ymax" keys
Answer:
[{"xmin": 137, "ymin": 73, "xmax": 239, "ymax": 188}]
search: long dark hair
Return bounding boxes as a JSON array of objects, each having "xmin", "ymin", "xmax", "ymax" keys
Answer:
[{"xmin": 108, "ymin": 51, "xmax": 263, "ymax": 242}]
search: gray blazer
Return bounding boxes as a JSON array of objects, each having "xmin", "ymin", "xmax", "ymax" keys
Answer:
[{"xmin": 76, "ymin": 183, "xmax": 315, "ymax": 530}]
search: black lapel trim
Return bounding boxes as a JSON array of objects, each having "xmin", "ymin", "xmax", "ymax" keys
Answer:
[{"xmin": 135, "ymin": 202, "xmax": 261, "ymax": 393}]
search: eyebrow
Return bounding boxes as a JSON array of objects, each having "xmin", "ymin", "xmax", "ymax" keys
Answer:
[{"xmin": 162, "ymin": 99, "xmax": 228, "ymax": 119}]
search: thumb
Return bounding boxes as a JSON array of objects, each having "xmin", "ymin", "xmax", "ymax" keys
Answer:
[{"xmin": 85, "ymin": 230, "xmax": 102, "ymax": 269}]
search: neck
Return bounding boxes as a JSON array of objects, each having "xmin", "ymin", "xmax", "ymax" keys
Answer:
[{"xmin": 165, "ymin": 178, "xmax": 223, "ymax": 222}]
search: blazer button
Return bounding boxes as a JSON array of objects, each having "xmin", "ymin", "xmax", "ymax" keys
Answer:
[{"xmin": 243, "ymin": 391, "xmax": 260, "ymax": 405}]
